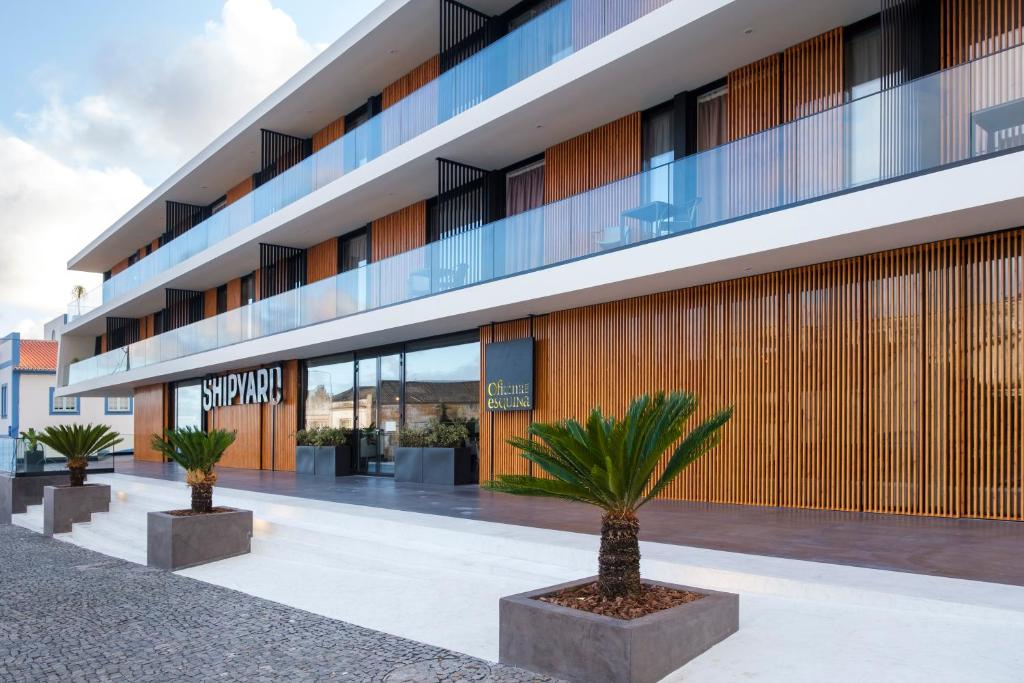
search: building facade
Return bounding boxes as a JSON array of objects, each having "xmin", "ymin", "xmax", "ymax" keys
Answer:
[{"xmin": 57, "ymin": 0, "xmax": 1024, "ymax": 520}]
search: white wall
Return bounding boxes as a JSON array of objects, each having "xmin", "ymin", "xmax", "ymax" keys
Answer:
[
  {"xmin": 0, "ymin": 363, "xmax": 12, "ymax": 437},
  {"xmin": 19, "ymin": 373, "xmax": 134, "ymax": 439}
]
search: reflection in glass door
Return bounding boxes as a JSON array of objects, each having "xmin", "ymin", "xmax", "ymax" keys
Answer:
[
  {"xmin": 356, "ymin": 356, "xmax": 379, "ymax": 473},
  {"xmin": 355, "ymin": 351, "xmax": 403, "ymax": 475}
]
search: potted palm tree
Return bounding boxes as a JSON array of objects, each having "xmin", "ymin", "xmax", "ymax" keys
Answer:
[
  {"xmin": 486, "ymin": 392, "xmax": 737, "ymax": 683},
  {"xmin": 146, "ymin": 427, "xmax": 252, "ymax": 571},
  {"xmin": 35, "ymin": 424, "xmax": 121, "ymax": 536},
  {"xmin": 19, "ymin": 428, "xmax": 44, "ymax": 472}
]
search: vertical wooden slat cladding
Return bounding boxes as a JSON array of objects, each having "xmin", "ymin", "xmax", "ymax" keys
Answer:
[
  {"xmin": 312, "ymin": 116, "xmax": 345, "ymax": 153},
  {"xmin": 307, "ymin": 238, "xmax": 339, "ymax": 283},
  {"xmin": 110, "ymin": 257, "xmax": 132, "ymax": 277},
  {"xmin": 543, "ymin": 113, "xmax": 641, "ymax": 263},
  {"xmin": 133, "ymin": 384, "xmax": 166, "ymax": 462},
  {"xmin": 371, "ymin": 201, "xmax": 428, "ymax": 260},
  {"xmin": 225, "ymin": 177, "xmax": 254, "ymax": 207},
  {"xmin": 964, "ymin": 231, "xmax": 1023, "ymax": 520},
  {"xmin": 203, "ymin": 289, "xmax": 217, "ymax": 319},
  {"xmin": 226, "ymin": 278, "xmax": 242, "ymax": 310},
  {"xmin": 783, "ymin": 28, "xmax": 845, "ymax": 203},
  {"xmin": 727, "ymin": 55, "xmax": 781, "ymax": 216},
  {"xmin": 204, "ymin": 361, "xmax": 300, "ymax": 471},
  {"xmin": 727, "ymin": 54, "xmax": 781, "ymax": 140},
  {"xmin": 942, "ymin": 0, "xmax": 1024, "ymax": 68},
  {"xmin": 382, "ymin": 56, "xmax": 440, "ymax": 109},
  {"xmin": 482, "ymin": 229, "xmax": 1024, "ymax": 520}
]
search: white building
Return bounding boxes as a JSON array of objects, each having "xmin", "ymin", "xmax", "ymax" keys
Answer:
[{"xmin": 53, "ymin": 0, "xmax": 1024, "ymax": 521}]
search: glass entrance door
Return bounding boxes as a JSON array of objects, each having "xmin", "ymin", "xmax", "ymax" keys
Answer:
[{"xmin": 354, "ymin": 352, "xmax": 403, "ymax": 475}]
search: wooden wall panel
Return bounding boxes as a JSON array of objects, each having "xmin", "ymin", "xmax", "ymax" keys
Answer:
[
  {"xmin": 261, "ymin": 360, "xmax": 300, "ymax": 471},
  {"xmin": 226, "ymin": 176, "xmax": 254, "ymax": 206},
  {"xmin": 727, "ymin": 54, "xmax": 781, "ymax": 140},
  {"xmin": 307, "ymin": 237, "xmax": 338, "ymax": 283},
  {"xmin": 543, "ymin": 113, "xmax": 642, "ymax": 263},
  {"xmin": 203, "ymin": 288, "xmax": 217, "ymax": 319},
  {"xmin": 964, "ymin": 230, "xmax": 1023, "ymax": 520},
  {"xmin": 312, "ymin": 116, "xmax": 345, "ymax": 153},
  {"xmin": 482, "ymin": 229, "xmax": 1024, "ymax": 520},
  {"xmin": 371, "ymin": 201, "xmax": 427, "ymax": 260},
  {"xmin": 209, "ymin": 404, "xmax": 262, "ymax": 470},
  {"xmin": 133, "ymin": 384, "xmax": 166, "ymax": 462},
  {"xmin": 783, "ymin": 28, "xmax": 844, "ymax": 121},
  {"xmin": 941, "ymin": 0, "xmax": 1024, "ymax": 68},
  {"xmin": 382, "ymin": 55, "xmax": 440, "ymax": 109},
  {"xmin": 226, "ymin": 278, "xmax": 242, "ymax": 310}
]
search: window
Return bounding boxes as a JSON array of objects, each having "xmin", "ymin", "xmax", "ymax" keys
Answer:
[
  {"xmin": 240, "ymin": 273, "xmax": 257, "ymax": 306},
  {"xmin": 338, "ymin": 228, "xmax": 370, "ymax": 273},
  {"xmin": 105, "ymin": 396, "xmax": 133, "ymax": 414},
  {"xmin": 216, "ymin": 284, "xmax": 228, "ymax": 314},
  {"xmin": 305, "ymin": 354, "xmax": 356, "ymax": 430},
  {"xmin": 173, "ymin": 381, "xmax": 203, "ymax": 430},
  {"xmin": 404, "ymin": 338, "xmax": 480, "ymax": 445},
  {"xmin": 1, "ymin": 384, "xmax": 7, "ymax": 419},
  {"xmin": 845, "ymin": 17, "xmax": 882, "ymax": 186},
  {"xmin": 49, "ymin": 388, "xmax": 79, "ymax": 415}
]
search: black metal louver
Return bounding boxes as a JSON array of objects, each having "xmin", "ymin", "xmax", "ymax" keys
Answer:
[
  {"xmin": 164, "ymin": 201, "xmax": 211, "ymax": 244},
  {"xmin": 259, "ymin": 243, "xmax": 307, "ymax": 299},
  {"xmin": 429, "ymin": 158, "xmax": 503, "ymax": 242},
  {"xmin": 254, "ymin": 129, "xmax": 313, "ymax": 188},
  {"xmin": 439, "ymin": 0, "xmax": 497, "ymax": 73},
  {"xmin": 163, "ymin": 289, "xmax": 204, "ymax": 332},
  {"xmin": 105, "ymin": 317, "xmax": 141, "ymax": 350}
]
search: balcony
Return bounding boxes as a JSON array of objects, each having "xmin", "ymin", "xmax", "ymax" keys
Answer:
[
  {"xmin": 66, "ymin": 0, "xmax": 672, "ymax": 320},
  {"xmin": 67, "ymin": 44, "xmax": 1024, "ymax": 387}
]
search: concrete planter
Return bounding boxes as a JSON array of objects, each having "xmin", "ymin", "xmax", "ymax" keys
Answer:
[
  {"xmin": 314, "ymin": 445, "xmax": 352, "ymax": 477},
  {"xmin": 147, "ymin": 508, "xmax": 253, "ymax": 571},
  {"xmin": 423, "ymin": 447, "xmax": 476, "ymax": 485},
  {"xmin": 1, "ymin": 473, "xmax": 70, "ymax": 524},
  {"xmin": 500, "ymin": 577, "xmax": 739, "ymax": 683},
  {"xmin": 296, "ymin": 446, "xmax": 316, "ymax": 475},
  {"xmin": 43, "ymin": 484, "xmax": 111, "ymax": 536},
  {"xmin": 394, "ymin": 447, "xmax": 423, "ymax": 482}
]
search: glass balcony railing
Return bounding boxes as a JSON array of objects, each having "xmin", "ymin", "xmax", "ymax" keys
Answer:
[
  {"xmin": 0, "ymin": 435, "xmax": 130, "ymax": 476},
  {"xmin": 66, "ymin": 0, "xmax": 672, "ymax": 320},
  {"xmin": 67, "ymin": 43, "xmax": 1024, "ymax": 386}
]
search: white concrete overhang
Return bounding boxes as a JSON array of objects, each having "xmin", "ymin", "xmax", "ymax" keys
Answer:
[
  {"xmin": 67, "ymin": 0, "xmax": 523, "ymax": 273},
  {"xmin": 62, "ymin": 0, "xmax": 879, "ymax": 336},
  {"xmin": 57, "ymin": 149, "xmax": 1024, "ymax": 397}
]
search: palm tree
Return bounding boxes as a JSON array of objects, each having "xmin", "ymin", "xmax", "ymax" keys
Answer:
[
  {"xmin": 484, "ymin": 392, "xmax": 732, "ymax": 600},
  {"xmin": 151, "ymin": 428, "xmax": 237, "ymax": 513},
  {"xmin": 35, "ymin": 424, "xmax": 122, "ymax": 487},
  {"xmin": 70, "ymin": 284, "xmax": 87, "ymax": 317}
]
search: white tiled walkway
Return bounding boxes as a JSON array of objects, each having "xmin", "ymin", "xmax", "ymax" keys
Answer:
[{"xmin": 14, "ymin": 473, "xmax": 1024, "ymax": 682}]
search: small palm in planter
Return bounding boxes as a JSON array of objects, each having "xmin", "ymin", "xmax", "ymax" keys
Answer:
[
  {"xmin": 486, "ymin": 392, "xmax": 735, "ymax": 683},
  {"xmin": 151, "ymin": 427, "xmax": 236, "ymax": 513},
  {"xmin": 36, "ymin": 424, "xmax": 122, "ymax": 486},
  {"xmin": 147, "ymin": 427, "xmax": 251, "ymax": 571},
  {"xmin": 35, "ymin": 425, "xmax": 121, "ymax": 536}
]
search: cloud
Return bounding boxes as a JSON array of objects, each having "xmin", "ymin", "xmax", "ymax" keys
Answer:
[
  {"xmin": 18, "ymin": 0, "xmax": 325, "ymax": 184},
  {"xmin": 1, "ymin": 0, "xmax": 331, "ymax": 337},
  {"xmin": 0, "ymin": 132, "xmax": 149, "ymax": 335}
]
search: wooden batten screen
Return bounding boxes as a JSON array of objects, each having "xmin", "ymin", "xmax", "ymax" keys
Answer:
[
  {"xmin": 226, "ymin": 177, "xmax": 254, "ymax": 207},
  {"xmin": 783, "ymin": 28, "xmax": 845, "ymax": 203},
  {"xmin": 105, "ymin": 317, "xmax": 140, "ymax": 351},
  {"xmin": 312, "ymin": 116, "xmax": 345, "ymax": 153},
  {"xmin": 727, "ymin": 55, "xmax": 782, "ymax": 216},
  {"xmin": 164, "ymin": 201, "xmax": 210, "ymax": 243},
  {"xmin": 941, "ymin": 0, "xmax": 1024, "ymax": 68},
  {"xmin": 482, "ymin": 228, "xmax": 1024, "ymax": 520},
  {"xmin": 371, "ymin": 202, "xmax": 427, "ymax": 307},
  {"xmin": 307, "ymin": 237, "xmax": 339, "ymax": 283},
  {"xmin": 259, "ymin": 244, "xmax": 307, "ymax": 299},
  {"xmin": 163, "ymin": 289, "xmax": 204, "ymax": 332},
  {"xmin": 133, "ymin": 384, "xmax": 167, "ymax": 462},
  {"xmin": 543, "ymin": 113, "xmax": 641, "ymax": 263}
]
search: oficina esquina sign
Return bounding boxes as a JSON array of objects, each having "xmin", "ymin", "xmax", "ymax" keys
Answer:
[
  {"xmin": 202, "ymin": 366, "xmax": 283, "ymax": 412},
  {"xmin": 485, "ymin": 339, "xmax": 534, "ymax": 412}
]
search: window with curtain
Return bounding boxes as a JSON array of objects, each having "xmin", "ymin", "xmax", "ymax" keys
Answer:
[
  {"xmin": 845, "ymin": 19, "xmax": 882, "ymax": 186},
  {"xmin": 505, "ymin": 161, "xmax": 545, "ymax": 216},
  {"xmin": 642, "ymin": 104, "xmax": 674, "ymax": 206},
  {"xmin": 697, "ymin": 87, "xmax": 729, "ymax": 151}
]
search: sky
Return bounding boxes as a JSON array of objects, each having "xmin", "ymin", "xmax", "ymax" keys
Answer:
[{"xmin": 0, "ymin": 0, "xmax": 383, "ymax": 339}]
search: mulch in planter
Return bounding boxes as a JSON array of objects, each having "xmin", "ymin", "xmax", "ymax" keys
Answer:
[
  {"xmin": 538, "ymin": 581, "xmax": 704, "ymax": 620},
  {"xmin": 166, "ymin": 507, "xmax": 236, "ymax": 517}
]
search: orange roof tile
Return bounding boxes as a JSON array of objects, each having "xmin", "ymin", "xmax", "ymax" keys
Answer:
[{"xmin": 16, "ymin": 340, "xmax": 57, "ymax": 372}]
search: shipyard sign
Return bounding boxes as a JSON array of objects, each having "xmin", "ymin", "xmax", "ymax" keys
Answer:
[
  {"xmin": 484, "ymin": 339, "xmax": 534, "ymax": 412},
  {"xmin": 202, "ymin": 366, "xmax": 283, "ymax": 412}
]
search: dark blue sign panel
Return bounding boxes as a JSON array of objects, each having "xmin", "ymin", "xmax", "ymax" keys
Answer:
[{"xmin": 484, "ymin": 339, "xmax": 534, "ymax": 412}]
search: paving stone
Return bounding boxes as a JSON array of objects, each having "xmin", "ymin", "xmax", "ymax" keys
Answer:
[{"xmin": 0, "ymin": 525, "xmax": 555, "ymax": 682}]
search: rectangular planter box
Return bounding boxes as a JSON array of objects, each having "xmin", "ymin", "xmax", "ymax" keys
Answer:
[
  {"xmin": 296, "ymin": 446, "xmax": 316, "ymax": 475},
  {"xmin": 43, "ymin": 484, "xmax": 111, "ymax": 536},
  {"xmin": 394, "ymin": 447, "xmax": 423, "ymax": 483},
  {"xmin": 147, "ymin": 508, "xmax": 253, "ymax": 571},
  {"xmin": 423, "ymin": 447, "xmax": 476, "ymax": 485},
  {"xmin": 24, "ymin": 450, "xmax": 45, "ymax": 473},
  {"xmin": 314, "ymin": 446, "xmax": 352, "ymax": 477},
  {"xmin": 500, "ymin": 577, "xmax": 739, "ymax": 683},
  {"xmin": 1, "ymin": 473, "xmax": 70, "ymax": 524}
]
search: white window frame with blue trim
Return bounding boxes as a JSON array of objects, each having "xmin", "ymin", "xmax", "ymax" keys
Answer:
[
  {"xmin": 49, "ymin": 387, "xmax": 80, "ymax": 416},
  {"xmin": 104, "ymin": 396, "xmax": 133, "ymax": 415}
]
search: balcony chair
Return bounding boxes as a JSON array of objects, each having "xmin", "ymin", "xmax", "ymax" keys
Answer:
[
  {"xmin": 596, "ymin": 223, "xmax": 629, "ymax": 250},
  {"xmin": 657, "ymin": 197, "xmax": 703, "ymax": 236}
]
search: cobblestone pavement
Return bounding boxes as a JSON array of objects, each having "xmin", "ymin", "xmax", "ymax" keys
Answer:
[{"xmin": 0, "ymin": 525, "xmax": 555, "ymax": 682}]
